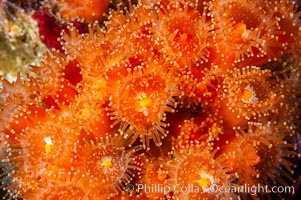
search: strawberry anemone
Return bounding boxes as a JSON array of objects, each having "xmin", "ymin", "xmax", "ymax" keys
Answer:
[
  {"xmin": 71, "ymin": 135, "xmax": 142, "ymax": 198},
  {"xmin": 151, "ymin": 0, "xmax": 211, "ymax": 66},
  {"xmin": 71, "ymin": 94, "xmax": 112, "ymax": 137},
  {"xmin": 210, "ymin": 0, "xmax": 294, "ymax": 68},
  {"xmin": 0, "ymin": 76, "xmax": 46, "ymax": 143},
  {"xmin": 55, "ymin": 0, "xmax": 110, "ymax": 23},
  {"xmin": 61, "ymin": 25, "xmax": 125, "ymax": 76},
  {"xmin": 165, "ymin": 145, "xmax": 235, "ymax": 200},
  {"xmin": 0, "ymin": 108, "xmax": 81, "ymax": 198},
  {"xmin": 220, "ymin": 122, "xmax": 299, "ymax": 197},
  {"xmin": 114, "ymin": 3, "xmax": 160, "ymax": 63},
  {"xmin": 217, "ymin": 66, "xmax": 285, "ymax": 128},
  {"xmin": 108, "ymin": 60, "xmax": 179, "ymax": 149},
  {"xmin": 30, "ymin": 51, "xmax": 78, "ymax": 108},
  {"xmin": 137, "ymin": 158, "xmax": 170, "ymax": 199}
]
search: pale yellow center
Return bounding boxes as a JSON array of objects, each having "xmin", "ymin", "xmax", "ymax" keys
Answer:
[
  {"xmin": 157, "ymin": 172, "xmax": 167, "ymax": 182},
  {"xmin": 241, "ymin": 89, "xmax": 254, "ymax": 101},
  {"xmin": 241, "ymin": 85, "xmax": 258, "ymax": 103},
  {"xmin": 44, "ymin": 137, "xmax": 53, "ymax": 155},
  {"xmin": 233, "ymin": 23, "xmax": 247, "ymax": 38},
  {"xmin": 139, "ymin": 97, "xmax": 152, "ymax": 107},
  {"xmin": 45, "ymin": 144, "xmax": 52, "ymax": 154},
  {"xmin": 101, "ymin": 156, "xmax": 113, "ymax": 169},
  {"xmin": 199, "ymin": 176, "xmax": 212, "ymax": 188}
]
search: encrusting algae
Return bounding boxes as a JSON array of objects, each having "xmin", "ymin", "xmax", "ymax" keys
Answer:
[{"xmin": 0, "ymin": 0, "xmax": 301, "ymax": 199}]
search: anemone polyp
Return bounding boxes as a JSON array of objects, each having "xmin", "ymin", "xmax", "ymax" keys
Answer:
[
  {"xmin": 72, "ymin": 94, "xmax": 112, "ymax": 137},
  {"xmin": 165, "ymin": 145, "xmax": 235, "ymax": 199},
  {"xmin": 62, "ymin": 25, "xmax": 125, "ymax": 78},
  {"xmin": 72, "ymin": 135, "xmax": 141, "ymax": 197},
  {"xmin": 108, "ymin": 60, "xmax": 179, "ymax": 149},
  {"xmin": 18, "ymin": 115, "xmax": 79, "ymax": 167},
  {"xmin": 218, "ymin": 66, "xmax": 285, "ymax": 127},
  {"xmin": 221, "ymin": 122, "xmax": 299, "ymax": 198},
  {"xmin": 30, "ymin": 51, "xmax": 78, "ymax": 106},
  {"xmin": 0, "ymin": 107, "xmax": 81, "ymax": 198},
  {"xmin": 0, "ymin": 118, "xmax": 79, "ymax": 198},
  {"xmin": 152, "ymin": 0, "xmax": 211, "ymax": 65},
  {"xmin": 0, "ymin": 75, "xmax": 44, "ymax": 143},
  {"xmin": 251, "ymin": 124, "xmax": 298, "ymax": 184},
  {"xmin": 55, "ymin": 0, "xmax": 110, "ymax": 23},
  {"xmin": 210, "ymin": 0, "xmax": 287, "ymax": 66},
  {"xmin": 137, "ymin": 158, "xmax": 169, "ymax": 199}
]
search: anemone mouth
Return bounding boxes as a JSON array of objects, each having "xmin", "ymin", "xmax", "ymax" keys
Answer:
[
  {"xmin": 222, "ymin": 1, "xmax": 261, "ymax": 30},
  {"xmin": 116, "ymin": 74, "xmax": 168, "ymax": 126},
  {"xmin": 84, "ymin": 144, "xmax": 128, "ymax": 185},
  {"xmin": 176, "ymin": 155, "xmax": 212, "ymax": 185}
]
